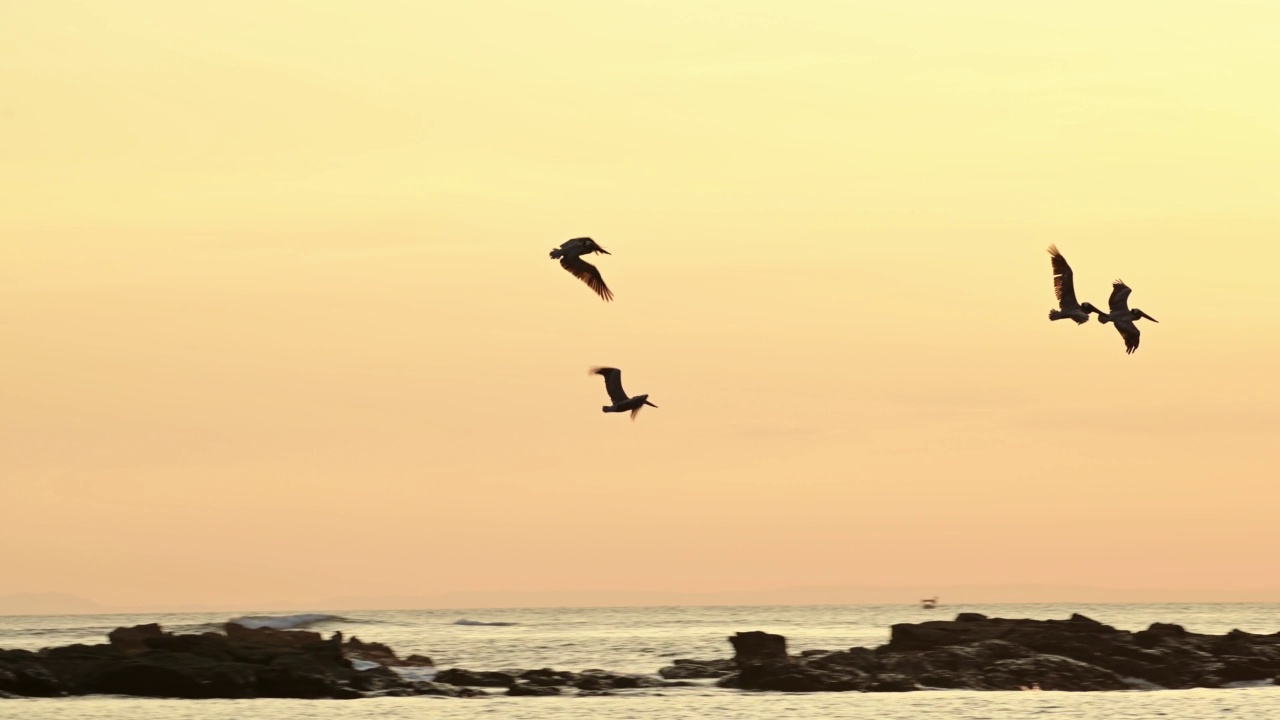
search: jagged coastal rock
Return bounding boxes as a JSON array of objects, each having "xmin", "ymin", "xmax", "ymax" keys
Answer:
[
  {"xmin": 0, "ymin": 622, "xmax": 463, "ymax": 700},
  {"xmin": 3, "ymin": 614, "xmax": 1280, "ymax": 698},
  {"xmin": 670, "ymin": 614, "xmax": 1280, "ymax": 692}
]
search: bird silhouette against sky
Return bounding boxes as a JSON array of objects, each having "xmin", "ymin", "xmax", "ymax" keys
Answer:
[
  {"xmin": 1046, "ymin": 245, "xmax": 1099, "ymax": 325},
  {"xmin": 550, "ymin": 237, "xmax": 613, "ymax": 301},
  {"xmin": 590, "ymin": 367, "xmax": 657, "ymax": 421},
  {"xmin": 1096, "ymin": 280, "xmax": 1159, "ymax": 354}
]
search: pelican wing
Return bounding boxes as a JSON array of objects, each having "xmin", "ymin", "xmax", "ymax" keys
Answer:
[
  {"xmin": 1108, "ymin": 280, "xmax": 1132, "ymax": 314},
  {"xmin": 629, "ymin": 405, "xmax": 644, "ymax": 421},
  {"xmin": 1114, "ymin": 318, "xmax": 1141, "ymax": 354},
  {"xmin": 1047, "ymin": 245, "xmax": 1079, "ymax": 309},
  {"xmin": 590, "ymin": 367, "xmax": 629, "ymax": 403},
  {"xmin": 560, "ymin": 255, "xmax": 613, "ymax": 301}
]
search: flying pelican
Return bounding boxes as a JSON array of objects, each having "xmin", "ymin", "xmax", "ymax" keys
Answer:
[
  {"xmin": 589, "ymin": 367, "xmax": 657, "ymax": 421},
  {"xmin": 549, "ymin": 237, "xmax": 613, "ymax": 301},
  {"xmin": 1046, "ymin": 245, "xmax": 1099, "ymax": 324},
  {"xmin": 1095, "ymin": 280, "xmax": 1159, "ymax": 354}
]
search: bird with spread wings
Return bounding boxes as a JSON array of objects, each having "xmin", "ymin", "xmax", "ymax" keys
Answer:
[
  {"xmin": 1095, "ymin": 280, "xmax": 1159, "ymax": 354},
  {"xmin": 1046, "ymin": 245, "xmax": 1099, "ymax": 324},
  {"xmin": 549, "ymin": 237, "xmax": 613, "ymax": 301},
  {"xmin": 589, "ymin": 367, "xmax": 657, "ymax": 421}
]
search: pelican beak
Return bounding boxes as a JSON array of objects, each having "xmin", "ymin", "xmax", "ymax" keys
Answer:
[
  {"xmin": 1144, "ymin": 313, "xmax": 1159, "ymax": 323},
  {"xmin": 598, "ymin": 248, "xmax": 611, "ymax": 255},
  {"xmin": 645, "ymin": 400, "xmax": 658, "ymax": 408}
]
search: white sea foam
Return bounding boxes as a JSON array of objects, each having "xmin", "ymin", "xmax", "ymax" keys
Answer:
[
  {"xmin": 227, "ymin": 613, "xmax": 346, "ymax": 630},
  {"xmin": 390, "ymin": 666, "xmax": 439, "ymax": 682},
  {"xmin": 453, "ymin": 618, "xmax": 516, "ymax": 626}
]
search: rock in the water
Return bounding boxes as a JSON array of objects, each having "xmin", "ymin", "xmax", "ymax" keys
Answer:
[
  {"xmin": 730, "ymin": 631, "xmax": 870, "ymax": 692},
  {"xmin": 519, "ymin": 668, "xmax": 579, "ymax": 687},
  {"xmin": 689, "ymin": 614, "xmax": 1280, "ymax": 694},
  {"xmin": 737, "ymin": 661, "xmax": 869, "ymax": 692},
  {"xmin": 730, "ymin": 631, "xmax": 789, "ymax": 664},
  {"xmin": 9, "ymin": 613, "xmax": 1280, "ymax": 699},
  {"xmin": 603, "ymin": 673, "xmax": 663, "ymax": 689},
  {"xmin": 0, "ymin": 623, "xmax": 442, "ymax": 700},
  {"xmin": 434, "ymin": 668, "xmax": 517, "ymax": 687},
  {"xmin": 981, "ymin": 655, "xmax": 1131, "ymax": 691},
  {"xmin": 0, "ymin": 650, "xmax": 67, "ymax": 697},
  {"xmin": 225, "ymin": 623, "xmax": 326, "ymax": 647},
  {"xmin": 107, "ymin": 624, "xmax": 166, "ymax": 653},
  {"xmin": 508, "ymin": 681, "xmax": 561, "ymax": 696},
  {"xmin": 340, "ymin": 636, "xmax": 433, "ymax": 669},
  {"xmin": 867, "ymin": 673, "xmax": 917, "ymax": 692},
  {"xmin": 94, "ymin": 657, "xmax": 257, "ymax": 699},
  {"xmin": 341, "ymin": 637, "xmax": 398, "ymax": 666},
  {"xmin": 657, "ymin": 658, "xmax": 736, "ymax": 679}
]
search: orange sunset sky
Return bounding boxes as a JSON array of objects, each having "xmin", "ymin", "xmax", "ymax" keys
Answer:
[{"xmin": 3, "ymin": 1, "xmax": 1279, "ymax": 610}]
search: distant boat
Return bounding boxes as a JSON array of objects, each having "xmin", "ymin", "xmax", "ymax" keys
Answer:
[{"xmin": 920, "ymin": 596, "xmax": 939, "ymax": 609}]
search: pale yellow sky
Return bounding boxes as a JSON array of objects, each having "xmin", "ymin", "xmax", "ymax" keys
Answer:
[{"xmin": 2, "ymin": 1, "xmax": 1279, "ymax": 609}]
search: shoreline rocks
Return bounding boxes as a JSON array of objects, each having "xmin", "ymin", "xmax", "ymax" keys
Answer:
[
  {"xmin": 0, "ymin": 622, "xmax": 452, "ymax": 700},
  {"xmin": 662, "ymin": 613, "xmax": 1280, "ymax": 693},
  {"xmin": 4, "ymin": 613, "xmax": 1280, "ymax": 699}
]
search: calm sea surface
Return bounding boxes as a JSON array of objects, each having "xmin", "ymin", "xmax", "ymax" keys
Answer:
[{"xmin": 3, "ymin": 603, "xmax": 1278, "ymax": 719}]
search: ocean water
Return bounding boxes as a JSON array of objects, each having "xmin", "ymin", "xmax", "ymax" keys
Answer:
[{"xmin": 3, "ymin": 603, "xmax": 1279, "ymax": 719}]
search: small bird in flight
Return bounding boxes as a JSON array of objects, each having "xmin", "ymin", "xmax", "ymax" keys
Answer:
[
  {"xmin": 550, "ymin": 237, "xmax": 613, "ymax": 301},
  {"xmin": 1046, "ymin": 245, "xmax": 1099, "ymax": 324},
  {"xmin": 589, "ymin": 367, "xmax": 657, "ymax": 421},
  {"xmin": 1095, "ymin": 280, "xmax": 1159, "ymax": 354}
]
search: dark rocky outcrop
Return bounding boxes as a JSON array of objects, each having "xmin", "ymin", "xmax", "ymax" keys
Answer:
[
  {"xmin": 705, "ymin": 614, "xmax": 1280, "ymax": 693},
  {"xmin": 434, "ymin": 668, "xmax": 517, "ymax": 687},
  {"xmin": 508, "ymin": 681, "xmax": 561, "ymax": 696},
  {"xmin": 432, "ymin": 666, "xmax": 666, "ymax": 693},
  {"xmin": 718, "ymin": 631, "xmax": 871, "ymax": 692},
  {"xmin": 0, "ymin": 623, "xmax": 453, "ymax": 699},
  {"xmin": 6, "ymin": 613, "xmax": 1280, "ymax": 699},
  {"xmin": 340, "ymin": 634, "xmax": 433, "ymax": 668},
  {"xmin": 730, "ymin": 631, "xmax": 789, "ymax": 663},
  {"xmin": 0, "ymin": 649, "xmax": 67, "ymax": 697},
  {"xmin": 657, "ymin": 658, "xmax": 736, "ymax": 679},
  {"xmin": 106, "ymin": 624, "xmax": 166, "ymax": 652}
]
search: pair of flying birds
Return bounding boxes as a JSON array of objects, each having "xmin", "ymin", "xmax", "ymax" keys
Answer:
[
  {"xmin": 1047, "ymin": 245, "xmax": 1159, "ymax": 354},
  {"xmin": 550, "ymin": 237, "xmax": 657, "ymax": 420}
]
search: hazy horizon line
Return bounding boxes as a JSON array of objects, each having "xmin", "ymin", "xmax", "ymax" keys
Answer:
[{"xmin": 7, "ymin": 583, "xmax": 1280, "ymax": 616}]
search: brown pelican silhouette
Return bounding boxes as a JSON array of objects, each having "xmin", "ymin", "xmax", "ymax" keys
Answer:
[
  {"xmin": 590, "ymin": 367, "xmax": 657, "ymax": 421},
  {"xmin": 550, "ymin": 237, "xmax": 613, "ymax": 301},
  {"xmin": 1095, "ymin": 280, "xmax": 1159, "ymax": 354},
  {"xmin": 1046, "ymin": 245, "xmax": 1100, "ymax": 324}
]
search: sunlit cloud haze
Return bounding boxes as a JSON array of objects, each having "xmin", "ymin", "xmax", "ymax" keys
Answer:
[{"xmin": 2, "ymin": 1, "xmax": 1279, "ymax": 610}]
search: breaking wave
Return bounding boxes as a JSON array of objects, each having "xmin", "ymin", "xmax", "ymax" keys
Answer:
[
  {"xmin": 453, "ymin": 618, "xmax": 516, "ymax": 626},
  {"xmin": 227, "ymin": 613, "xmax": 348, "ymax": 630}
]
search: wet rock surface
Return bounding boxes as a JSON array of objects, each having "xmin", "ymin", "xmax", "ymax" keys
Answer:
[
  {"xmin": 0, "ymin": 623, "xmax": 447, "ymax": 699},
  {"xmin": 657, "ymin": 658, "xmax": 736, "ymax": 679},
  {"xmin": 4, "ymin": 614, "xmax": 1280, "ymax": 698},
  {"xmin": 697, "ymin": 614, "xmax": 1280, "ymax": 693}
]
